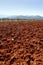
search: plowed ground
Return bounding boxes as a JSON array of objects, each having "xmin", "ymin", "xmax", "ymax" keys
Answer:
[{"xmin": 0, "ymin": 21, "xmax": 43, "ymax": 65}]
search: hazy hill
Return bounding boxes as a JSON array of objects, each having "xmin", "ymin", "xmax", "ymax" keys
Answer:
[{"xmin": 0, "ymin": 15, "xmax": 43, "ymax": 20}]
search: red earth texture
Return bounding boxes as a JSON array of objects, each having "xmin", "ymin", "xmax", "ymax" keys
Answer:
[{"xmin": 0, "ymin": 20, "xmax": 43, "ymax": 65}]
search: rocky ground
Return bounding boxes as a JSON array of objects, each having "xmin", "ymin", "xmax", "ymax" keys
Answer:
[{"xmin": 0, "ymin": 21, "xmax": 43, "ymax": 65}]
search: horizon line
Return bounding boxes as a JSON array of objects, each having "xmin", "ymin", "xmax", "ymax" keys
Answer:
[{"xmin": 0, "ymin": 15, "xmax": 43, "ymax": 17}]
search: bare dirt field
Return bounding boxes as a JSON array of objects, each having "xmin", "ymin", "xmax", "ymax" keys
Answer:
[{"xmin": 0, "ymin": 20, "xmax": 43, "ymax": 65}]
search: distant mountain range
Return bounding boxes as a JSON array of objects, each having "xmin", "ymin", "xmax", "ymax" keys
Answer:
[{"xmin": 0, "ymin": 15, "xmax": 43, "ymax": 20}]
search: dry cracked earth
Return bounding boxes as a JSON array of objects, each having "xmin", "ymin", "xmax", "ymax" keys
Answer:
[{"xmin": 0, "ymin": 20, "xmax": 43, "ymax": 65}]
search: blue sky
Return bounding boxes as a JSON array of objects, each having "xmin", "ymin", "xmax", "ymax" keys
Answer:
[{"xmin": 0, "ymin": 0, "xmax": 43, "ymax": 16}]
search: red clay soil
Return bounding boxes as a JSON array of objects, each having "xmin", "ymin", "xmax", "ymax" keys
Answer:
[{"xmin": 0, "ymin": 21, "xmax": 43, "ymax": 65}]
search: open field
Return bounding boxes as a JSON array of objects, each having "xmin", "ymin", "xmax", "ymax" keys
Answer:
[{"xmin": 0, "ymin": 20, "xmax": 43, "ymax": 65}]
